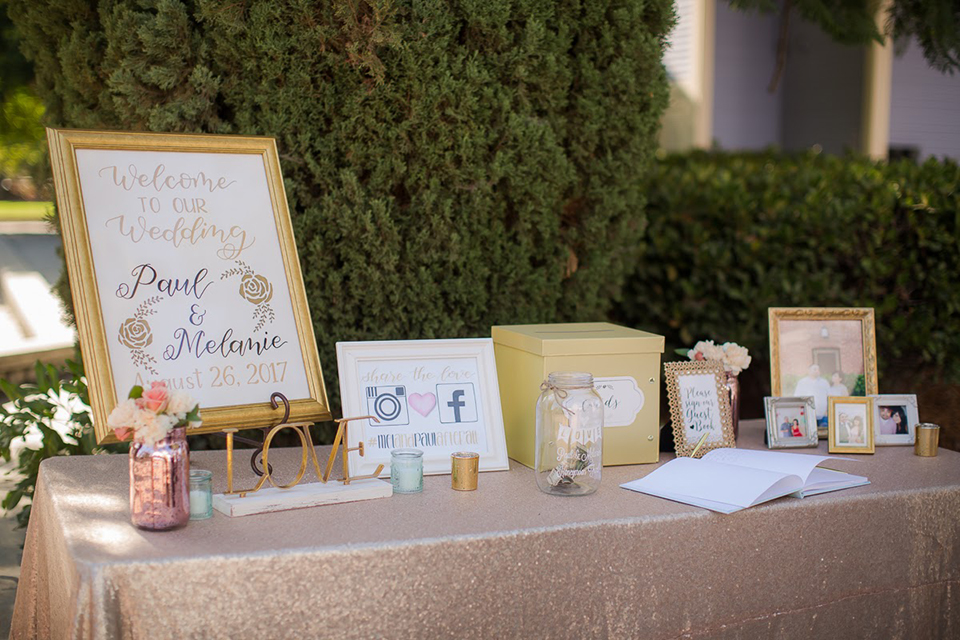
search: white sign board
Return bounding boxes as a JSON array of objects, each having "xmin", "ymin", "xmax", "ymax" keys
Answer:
[
  {"xmin": 48, "ymin": 129, "xmax": 329, "ymax": 441},
  {"xmin": 336, "ymin": 339, "xmax": 509, "ymax": 476}
]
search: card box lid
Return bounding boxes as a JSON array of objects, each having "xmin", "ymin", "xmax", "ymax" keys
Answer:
[{"xmin": 492, "ymin": 322, "xmax": 665, "ymax": 357}]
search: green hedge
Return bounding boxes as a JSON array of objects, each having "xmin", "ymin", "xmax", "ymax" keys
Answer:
[
  {"xmin": 616, "ymin": 150, "xmax": 960, "ymax": 388},
  {"xmin": 9, "ymin": 0, "xmax": 674, "ymax": 412}
]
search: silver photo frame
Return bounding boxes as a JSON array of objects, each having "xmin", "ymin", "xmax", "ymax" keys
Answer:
[
  {"xmin": 871, "ymin": 394, "xmax": 919, "ymax": 446},
  {"xmin": 764, "ymin": 396, "xmax": 819, "ymax": 448}
]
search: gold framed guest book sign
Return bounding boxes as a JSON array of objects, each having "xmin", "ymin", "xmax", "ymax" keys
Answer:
[
  {"xmin": 47, "ymin": 129, "xmax": 330, "ymax": 443},
  {"xmin": 664, "ymin": 360, "xmax": 735, "ymax": 458}
]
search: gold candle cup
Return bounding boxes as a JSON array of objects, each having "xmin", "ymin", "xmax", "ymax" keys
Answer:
[
  {"xmin": 914, "ymin": 423, "xmax": 940, "ymax": 457},
  {"xmin": 451, "ymin": 452, "xmax": 480, "ymax": 491}
]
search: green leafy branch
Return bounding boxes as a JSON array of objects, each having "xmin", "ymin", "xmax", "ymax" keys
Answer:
[{"xmin": 0, "ymin": 358, "xmax": 127, "ymax": 528}]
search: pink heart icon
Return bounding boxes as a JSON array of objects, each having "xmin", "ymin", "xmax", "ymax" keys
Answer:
[{"xmin": 408, "ymin": 392, "xmax": 437, "ymax": 417}]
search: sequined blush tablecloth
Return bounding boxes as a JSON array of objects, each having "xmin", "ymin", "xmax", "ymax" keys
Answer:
[{"xmin": 10, "ymin": 420, "xmax": 960, "ymax": 639}]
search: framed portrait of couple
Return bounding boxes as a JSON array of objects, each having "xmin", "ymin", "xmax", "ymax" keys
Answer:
[
  {"xmin": 827, "ymin": 396, "xmax": 875, "ymax": 453},
  {"xmin": 764, "ymin": 396, "xmax": 819, "ymax": 448},
  {"xmin": 871, "ymin": 394, "xmax": 919, "ymax": 446},
  {"xmin": 769, "ymin": 308, "xmax": 878, "ymax": 438}
]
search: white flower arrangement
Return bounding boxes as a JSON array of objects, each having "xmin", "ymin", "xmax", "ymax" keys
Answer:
[
  {"xmin": 684, "ymin": 340, "xmax": 752, "ymax": 375},
  {"xmin": 107, "ymin": 381, "xmax": 201, "ymax": 446}
]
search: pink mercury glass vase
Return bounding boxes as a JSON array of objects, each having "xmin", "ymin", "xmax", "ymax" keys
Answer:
[{"xmin": 129, "ymin": 427, "xmax": 190, "ymax": 530}]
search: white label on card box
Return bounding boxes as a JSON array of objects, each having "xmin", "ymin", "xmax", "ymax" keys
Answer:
[{"xmin": 594, "ymin": 376, "xmax": 645, "ymax": 428}]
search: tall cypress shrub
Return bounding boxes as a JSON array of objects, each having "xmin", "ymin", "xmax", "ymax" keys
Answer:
[{"xmin": 9, "ymin": 0, "xmax": 673, "ymax": 411}]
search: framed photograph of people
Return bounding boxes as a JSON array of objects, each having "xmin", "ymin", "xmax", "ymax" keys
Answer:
[
  {"xmin": 871, "ymin": 394, "xmax": 919, "ymax": 446},
  {"xmin": 828, "ymin": 396, "xmax": 875, "ymax": 454},
  {"xmin": 764, "ymin": 397, "xmax": 819, "ymax": 448},
  {"xmin": 769, "ymin": 308, "xmax": 878, "ymax": 438}
]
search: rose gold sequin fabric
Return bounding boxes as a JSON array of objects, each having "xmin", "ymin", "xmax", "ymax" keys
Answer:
[{"xmin": 11, "ymin": 421, "xmax": 960, "ymax": 639}]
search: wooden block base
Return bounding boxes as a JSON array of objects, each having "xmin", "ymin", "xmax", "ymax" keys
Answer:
[{"xmin": 212, "ymin": 478, "xmax": 393, "ymax": 517}]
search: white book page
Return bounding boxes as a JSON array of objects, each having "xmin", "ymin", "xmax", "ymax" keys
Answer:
[
  {"xmin": 621, "ymin": 457, "xmax": 803, "ymax": 510},
  {"xmin": 798, "ymin": 468, "xmax": 870, "ymax": 496},
  {"xmin": 702, "ymin": 448, "xmax": 842, "ymax": 486}
]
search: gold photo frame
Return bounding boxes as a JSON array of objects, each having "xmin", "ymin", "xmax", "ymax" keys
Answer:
[
  {"xmin": 47, "ymin": 128, "xmax": 330, "ymax": 442},
  {"xmin": 769, "ymin": 307, "xmax": 878, "ymax": 435},
  {"xmin": 665, "ymin": 360, "xmax": 735, "ymax": 458},
  {"xmin": 828, "ymin": 396, "xmax": 875, "ymax": 454}
]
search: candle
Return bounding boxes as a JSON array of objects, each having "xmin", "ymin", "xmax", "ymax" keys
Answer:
[
  {"xmin": 189, "ymin": 489, "xmax": 211, "ymax": 518},
  {"xmin": 390, "ymin": 448, "xmax": 424, "ymax": 494},
  {"xmin": 189, "ymin": 469, "xmax": 213, "ymax": 520}
]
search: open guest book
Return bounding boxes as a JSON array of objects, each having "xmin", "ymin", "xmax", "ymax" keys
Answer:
[{"xmin": 620, "ymin": 448, "xmax": 869, "ymax": 514}]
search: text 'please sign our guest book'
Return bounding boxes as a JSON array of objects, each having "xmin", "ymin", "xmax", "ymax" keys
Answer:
[{"xmin": 620, "ymin": 449, "xmax": 869, "ymax": 514}]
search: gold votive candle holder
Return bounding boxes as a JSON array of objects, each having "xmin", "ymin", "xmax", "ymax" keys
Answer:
[
  {"xmin": 914, "ymin": 423, "xmax": 940, "ymax": 457},
  {"xmin": 451, "ymin": 452, "xmax": 479, "ymax": 491}
]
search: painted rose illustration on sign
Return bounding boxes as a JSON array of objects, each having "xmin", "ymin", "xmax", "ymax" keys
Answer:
[
  {"xmin": 118, "ymin": 318, "xmax": 152, "ymax": 349},
  {"xmin": 118, "ymin": 296, "xmax": 161, "ymax": 374},
  {"xmin": 240, "ymin": 273, "xmax": 273, "ymax": 305},
  {"xmin": 221, "ymin": 260, "xmax": 276, "ymax": 331}
]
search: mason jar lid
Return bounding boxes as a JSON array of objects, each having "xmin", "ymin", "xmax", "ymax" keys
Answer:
[
  {"xmin": 390, "ymin": 448, "xmax": 424, "ymax": 459},
  {"xmin": 547, "ymin": 371, "xmax": 594, "ymax": 388}
]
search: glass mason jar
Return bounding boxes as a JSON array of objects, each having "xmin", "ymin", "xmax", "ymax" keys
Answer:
[
  {"xmin": 390, "ymin": 448, "xmax": 424, "ymax": 494},
  {"xmin": 189, "ymin": 469, "xmax": 214, "ymax": 520},
  {"xmin": 129, "ymin": 427, "xmax": 190, "ymax": 530},
  {"xmin": 535, "ymin": 372, "xmax": 603, "ymax": 496}
]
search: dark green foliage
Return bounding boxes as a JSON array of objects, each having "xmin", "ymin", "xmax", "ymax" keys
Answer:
[
  {"xmin": 726, "ymin": 0, "xmax": 960, "ymax": 74},
  {"xmin": 0, "ymin": 0, "xmax": 32, "ymax": 99},
  {"xmin": 890, "ymin": 0, "xmax": 960, "ymax": 73},
  {"xmin": 9, "ymin": 0, "xmax": 674, "ymax": 413},
  {"xmin": 0, "ymin": 0, "xmax": 45, "ymax": 181},
  {"xmin": 616, "ymin": 150, "xmax": 960, "ymax": 392}
]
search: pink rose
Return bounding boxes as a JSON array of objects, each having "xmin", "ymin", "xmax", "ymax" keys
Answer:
[
  {"xmin": 693, "ymin": 351, "xmax": 705, "ymax": 361},
  {"xmin": 137, "ymin": 381, "xmax": 169, "ymax": 413},
  {"xmin": 113, "ymin": 427, "xmax": 133, "ymax": 441}
]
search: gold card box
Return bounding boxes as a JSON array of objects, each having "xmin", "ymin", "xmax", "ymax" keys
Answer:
[{"xmin": 492, "ymin": 322, "xmax": 665, "ymax": 468}]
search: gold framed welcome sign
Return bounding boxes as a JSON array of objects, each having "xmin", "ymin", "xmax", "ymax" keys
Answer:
[{"xmin": 47, "ymin": 129, "xmax": 330, "ymax": 443}]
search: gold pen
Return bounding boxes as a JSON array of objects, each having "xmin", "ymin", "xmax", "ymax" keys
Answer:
[{"xmin": 690, "ymin": 432, "xmax": 709, "ymax": 458}]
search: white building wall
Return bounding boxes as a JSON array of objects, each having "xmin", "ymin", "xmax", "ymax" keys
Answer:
[
  {"xmin": 711, "ymin": 1, "xmax": 783, "ymax": 149},
  {"xmin": 889, "ymin": 40, "xmax": 960, "ymax": 161},
  {"xmin": 663, "ymin": 0, "xmax": 701, "ymax": 101}
]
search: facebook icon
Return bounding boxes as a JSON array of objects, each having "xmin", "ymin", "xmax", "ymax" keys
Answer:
[{"xmin": 436, "ymin": 383, "xmax": 478, "ymax": 424}]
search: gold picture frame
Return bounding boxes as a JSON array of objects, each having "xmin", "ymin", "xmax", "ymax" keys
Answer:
[
  {"xmin": 47, "ymin": 128, "xmax": 330, "ymax": 442},
  {"xmin": 769, "ymin": 307, "xmax": 878, "ymax": 396},
  {"xmin": 828, "ymin": 396, "xmax": 875, "ymax": 454},
  {"xmin": 769, "ymin": 307, "xmax": 878, "ymax": 437},
  {"xmin": 664, "ymin": 360, "xmax": 735, "ymax": 458}
]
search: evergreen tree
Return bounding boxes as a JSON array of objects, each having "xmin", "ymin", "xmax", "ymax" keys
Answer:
[{"xmin": 7, "ymin": 0, "xmax": 674, "ymax": 410}]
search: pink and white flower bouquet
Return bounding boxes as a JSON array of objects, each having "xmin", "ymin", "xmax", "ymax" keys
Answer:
[
  {"xmin": 107, "ymin": 381, "xmax": 201, "ymax": 446},
  {"xmin": 680, "ymin": 340, "xmax": 752, "ymax": 375}
]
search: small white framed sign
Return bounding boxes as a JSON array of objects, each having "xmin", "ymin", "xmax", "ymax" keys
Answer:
[
  {"xmin": 336, "ymin": 339, "xmax": 509, "ymax": 476},
  {"xmin": 871, "ymin": 394, "xmax": 919, "ymax": 446}
]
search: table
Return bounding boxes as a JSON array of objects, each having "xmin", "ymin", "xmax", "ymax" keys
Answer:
[{"xmin": 11, "ymin": 420, "xmax": 960, "ymax": 639}]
